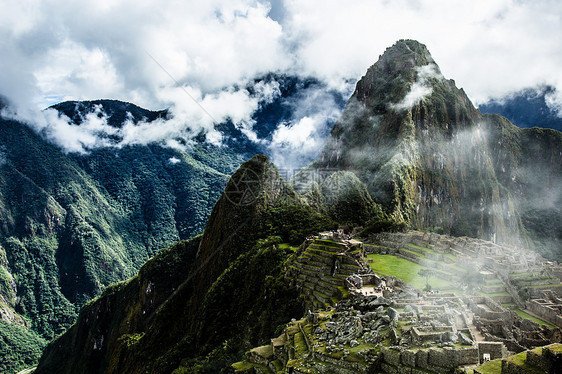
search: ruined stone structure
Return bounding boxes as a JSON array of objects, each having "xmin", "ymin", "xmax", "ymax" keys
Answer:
[
  {"xmin": 475, "ymin": 343, "xmax": 562, "ymax": 374},
  {"xmin": 285, "ymin": 236, "xmax": 367, "ymax": 310},
  {"xmin": 528, "ymin": 290, "xmax": 562, "ymax": 327},
  {"xmin": 234, "ymin": 233, "xmax": 562, "ymax": 374}
]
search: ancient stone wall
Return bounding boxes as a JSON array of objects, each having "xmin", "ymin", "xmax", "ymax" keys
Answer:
[
  {"xmin": 380, "ymin": 346, "xmax": 479, "ymax": 373},
  {"xmin": 528, "ymin": 299, "xmax": 562, "ymax": 328}
]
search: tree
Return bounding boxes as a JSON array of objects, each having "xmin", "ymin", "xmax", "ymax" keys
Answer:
[
  {"xmin": 462, "ymin": 268, "xmax": 484, "ymax": 293},
  {"xmin": 418, "ymin": 268, "xmax": 435, "ymax": 292}
]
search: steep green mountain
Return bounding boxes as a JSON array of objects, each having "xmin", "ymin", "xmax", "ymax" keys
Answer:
[
  {"xmin": 0, "ymin": 75, "xmax": 347, "ymax": 372},
  {"xmin": 35, "ymin": 155, "xmax": 334, "ymax": 373},
  {"xmin": 0, "ymin": 103, "xmax": 251, "ymax": 373},
  {"xmin": 313, "ymin": 39, "xmax": 562, "ymax": 261}
]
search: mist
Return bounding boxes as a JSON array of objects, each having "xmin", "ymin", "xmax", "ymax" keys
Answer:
[{"xmin": 1, "ymin": 0, "xmax": 562, "ymax": 170}]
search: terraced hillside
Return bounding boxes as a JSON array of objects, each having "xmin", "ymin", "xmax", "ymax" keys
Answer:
[
  {"xmin": 286, "ymin": 237, "xmax": 366, "ymax": 310},
  {"xmin": 365, "ymin": 231, "xmax": 562, "ymax": 324}
]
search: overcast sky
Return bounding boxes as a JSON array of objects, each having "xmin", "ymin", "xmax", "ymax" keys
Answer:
[{"xmin": 0, "ymin": 0, "xmax": 561, "ymax": 165}]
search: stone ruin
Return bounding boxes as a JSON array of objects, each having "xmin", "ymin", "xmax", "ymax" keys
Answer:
[
  {"xmin": 528, "ymin": 290, "xmax": 562, "ymax": 327},
  {"xmin": 234, "ymin": 232, "xmax": 562, "ymax": 374},
  {"xmin": 366, "ymin": 230, "xmax": 562, "ymax": 330},
  {"xmin": 474, "ymin": 343, "xmax": 562, "ymax": 374},
  {"xmin": 469, "ymin": 295, "xmax": 562, "ymax": 353}
]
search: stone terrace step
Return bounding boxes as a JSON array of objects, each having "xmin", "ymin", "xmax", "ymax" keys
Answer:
[
  {"xmin": 313, "ymin": 239, "xmax": 348, "ymax": 250},
  {"xmin": 322, "ymin": 275, "xmax": 344, "ymax": 286},
  {"xmin": 308, "ymin": 244, "xmax": 343, "ymax": 254}
]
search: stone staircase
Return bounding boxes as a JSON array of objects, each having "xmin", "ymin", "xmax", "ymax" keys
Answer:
[{"xmin": 286, "ymin": 239, "xmax": 363, "ymax": 310}]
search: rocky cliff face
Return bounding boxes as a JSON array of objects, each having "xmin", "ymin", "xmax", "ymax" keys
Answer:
[{"xmin": 314, "ymin": 40, "xmax": 561, "ymax": 260}]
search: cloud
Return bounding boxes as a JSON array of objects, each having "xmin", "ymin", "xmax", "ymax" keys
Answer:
[
  {"xmin": 267, "ymin": 82, "xmax": 349, "ymax": 170},
  {"xmin": 1, "ymin": 104, "xmax": 119, "ymax": 154},
  {"xmin": 390, "ymin": 64, "xmax": 442, "ymax": 111},
  {"xmin": 280, "ymin": 0, "xmax": 562, "ymax": 105},
  {"xmin": 1, "ymin": 0, "xmax": 562, "ymax": 165},
  {"xmin": 1, "ymin": 79, "xmax": 283, "ymax": 154},
  {"xmin": 545, "ymin": 89, "xmax": 562, "ymax": 116}
]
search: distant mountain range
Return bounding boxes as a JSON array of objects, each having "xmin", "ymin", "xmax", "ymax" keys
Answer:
[{"xmin": 479, "ymin": 85, "xmax": 562, "ymax": 132}]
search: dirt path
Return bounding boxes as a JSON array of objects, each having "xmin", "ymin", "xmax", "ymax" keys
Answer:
[
  {"xmin": 16, "ymin": 368, "xmax": 36, "ymax": 374},
  {"xmin": 466, "ymin": 312, "xmax": 485, "ymax": 342}
]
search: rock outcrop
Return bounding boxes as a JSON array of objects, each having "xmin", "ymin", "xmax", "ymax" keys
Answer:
[{"xmin": 35, "ymin": 155, "xmax": 332, "ymax": 374}]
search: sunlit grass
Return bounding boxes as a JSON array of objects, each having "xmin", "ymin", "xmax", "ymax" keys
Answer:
[
  {"xmin": 366, "ymin": 254, "xmax": 455, "ymax": 290},
  {"xmin": 514, "ymin": 309, "xmax": 555, "ymax": 328}
]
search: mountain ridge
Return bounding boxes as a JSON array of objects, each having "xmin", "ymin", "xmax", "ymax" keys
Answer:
[
  {"xmin": 0, "ymin": 106, "xmax": 250, "ymax": 373},
  {"xmin": 35, "ymin": 155, "xmax": 334, "ymax": 373}
]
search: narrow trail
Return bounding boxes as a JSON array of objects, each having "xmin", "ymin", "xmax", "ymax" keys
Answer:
[{"xmin": 16, "ymin": 368, "xmax": 36, "ymax": 374}]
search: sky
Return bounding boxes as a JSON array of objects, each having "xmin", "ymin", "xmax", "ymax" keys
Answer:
[{"xmin": 0, "ymin": 0, "xmax": 561, "ymax": 167}]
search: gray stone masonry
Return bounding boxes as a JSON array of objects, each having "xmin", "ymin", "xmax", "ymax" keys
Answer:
[{"xmin": 478, "ymin": 341, "xmax": 507, "ymax": 363}]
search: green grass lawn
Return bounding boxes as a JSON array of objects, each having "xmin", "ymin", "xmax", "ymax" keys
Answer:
[
  {"xmin": 366, "ymin": 254, "xmax": 455, "ymax": 290},
  {"xmin": 475, "ymin": 358, "xmax": 502, "ymax": 374},
  {"xmin": 514, "ymin": 309, "xmax": 555, "ymax": 328}
]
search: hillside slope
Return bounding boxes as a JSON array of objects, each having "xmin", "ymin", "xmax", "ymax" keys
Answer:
[
  {"xmin": 35, "ymin": 155, "xmax": 334, "ymax": 373},
  {"xmin": 0, "ymin": 103, "xmax": 249, "ymax": 373}
]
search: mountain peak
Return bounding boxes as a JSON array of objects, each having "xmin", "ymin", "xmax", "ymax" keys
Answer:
[
  {"xmin": 354, "ymin": 39, "xmax": 443, "ymax": 110},
  {"xmin": 378, "ymin": 39, "xmax": 436, "ymax": 72}
]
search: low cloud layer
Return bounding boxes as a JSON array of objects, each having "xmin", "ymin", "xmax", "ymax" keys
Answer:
[
  {"xmin": 390, "ymin": 64, "xmax": 442, "ymax": 111},
  {"xmin": 1, "ymin": 0, "xmax": 562, "ymax": 168}
]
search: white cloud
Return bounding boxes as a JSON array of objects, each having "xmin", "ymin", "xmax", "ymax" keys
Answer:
[
  {"xmin": 269, "ymin": 116, "xmax": 325, "ymax": 171},
  {"xmin": 268, "ymin": 84, "xmax": 345, "ymax": 170},
  {"xmin": 390, "ymin": 64, "xmax": 442, "ymax": 111},
  {"xmin": 1, "ymin": 0, "xmax": 562, "ymax": 162}
]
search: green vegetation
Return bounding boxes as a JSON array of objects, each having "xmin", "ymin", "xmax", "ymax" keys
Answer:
[
  {"xmin": 0, "ymin": 320, "xmax": 46, "ymax": 374},
  {"xmin": 504, "ymin": 352, "xmax": 545, "ymax": 374},
  {"xmin": 367, "ymin": 254, "xmax": 454, "ymax": 290},
  {"xmin": 360, "ymin": 208, "xmax": 408, "ymax": 236},
  {"xmin": 514, "ymin": 309, "xmax": 555, "ymax": 328},
  {"xmin": 475, "ymin": 358, "xmax": 502, "ymax": 374},
  {"xmin": 36, "ymin": 156, "xmax": 335, "ymax": 374},
  {"xmin": 0, "ymin": 103, "xmax": 257, "ymax": 369}
]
